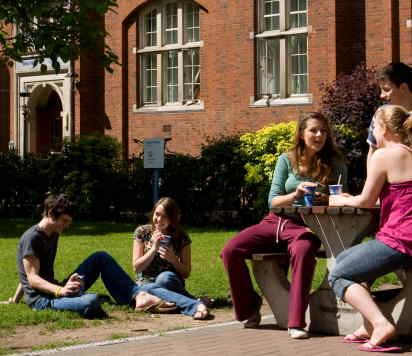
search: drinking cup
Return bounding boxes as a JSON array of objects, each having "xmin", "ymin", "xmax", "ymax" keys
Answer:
[
  {"xmin": 159, "ymin": 234, "xmax": 172, "ymax": 246},
  {"xmin": 328, "ymin": 184, "xmax": 343, "ymax": 196},
  {"xmin": 303, "ymin": 185, "xmax": 316, "ymax": 207}
]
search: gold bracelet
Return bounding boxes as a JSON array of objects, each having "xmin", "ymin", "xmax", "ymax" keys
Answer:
[{"xmin": 55, "ymin": 287, "xmax": 62, "ymax": 298}]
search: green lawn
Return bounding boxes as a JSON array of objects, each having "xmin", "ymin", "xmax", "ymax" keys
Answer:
[
  {"xmin": 0, "ymin": 218, "xmax": 397, "ymax": 334},
  {"xmin": 0, "ymin": 219, "xmax": 238, "ymax": 332}
]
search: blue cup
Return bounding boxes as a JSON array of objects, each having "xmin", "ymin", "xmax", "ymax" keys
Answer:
[
  {"xmin": 160, "ymin": 234, "xmax": 172, "ymax": 246},
  {"xmin": 328, "ymin": 184, "xmax": 343, "ymax": 195},
  {"xmin": 303, "ymin": 185, "xmax": 316, "ymax": 207}
]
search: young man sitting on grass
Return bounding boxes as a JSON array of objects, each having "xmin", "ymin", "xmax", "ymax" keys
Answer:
[{"xmin": 15, "ymin": 193, "xmax": 176, "ymax": 318}]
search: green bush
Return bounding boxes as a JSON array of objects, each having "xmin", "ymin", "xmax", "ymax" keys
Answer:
[
  {"xmin": 55, "ymin": 134, "xmax": 122, "ymax": 218},
  {"xmin": 239, "ymin": 121, "xmax": 296, "ymax": 214}
]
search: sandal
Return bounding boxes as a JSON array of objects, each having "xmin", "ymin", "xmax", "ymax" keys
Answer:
[
  {"xmin": 135, "ymin": 292, "xmax": 176, "ymax": 313},
  {"xmin": 193, "ymin": 303, "xmax": 209, "ymax": 320}
]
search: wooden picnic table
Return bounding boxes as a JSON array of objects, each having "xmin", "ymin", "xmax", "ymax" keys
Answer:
[{"xmin": 251, "ymin": 206, "xmax": 412, "ymax": 335}]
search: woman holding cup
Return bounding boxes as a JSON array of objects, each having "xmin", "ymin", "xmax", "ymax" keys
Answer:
[
  {"xmin": 132, "ymin": 197, "xmax": 209, "ymax": 319},
  {"xmin": 221, "ymin": 112, "xmax": 347, "ymax": 338}
]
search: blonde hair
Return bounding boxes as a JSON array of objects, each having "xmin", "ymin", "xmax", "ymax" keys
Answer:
[{"xmin": 374, "ymin": 105, "xmax": 412, "ymax": 146}]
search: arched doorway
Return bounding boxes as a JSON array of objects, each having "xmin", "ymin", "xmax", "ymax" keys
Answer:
[
  {"xmin": 28, "ymin": 86, "xmax": 63, "ymax": 155},
  {"xmin": 36, "ymin": 90, "xmax": 63, "ymax": 154}
]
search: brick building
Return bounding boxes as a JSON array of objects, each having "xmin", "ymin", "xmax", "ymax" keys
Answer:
[{"xmin": 1, "ymin": 0, "xmax": 411, "ymax": 157}]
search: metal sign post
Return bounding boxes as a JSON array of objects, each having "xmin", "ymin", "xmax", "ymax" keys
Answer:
[{"xmin": 143, "ymin": 138, "xmax": 165, "ymax": 204}]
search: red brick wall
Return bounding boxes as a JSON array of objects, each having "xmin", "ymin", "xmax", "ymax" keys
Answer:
[
  {"xmin": 103, "ymin": 0, "xmax": 342, "ymax": 158},
  {"xmin": 0, "ymin": 62, "xmax": 11, "ymax": 151},
  {"xmin": 399, "ymin": 0, "xmax": 412, "ymax": 66}
]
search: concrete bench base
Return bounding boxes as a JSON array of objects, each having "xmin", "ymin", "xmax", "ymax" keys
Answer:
[{"xmin": 252, "ymin": 252, "xmax": 412, "ymax": 335}]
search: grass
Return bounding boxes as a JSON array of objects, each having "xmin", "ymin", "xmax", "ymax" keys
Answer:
[
  {"xmin": 0, "ymin": 218, "xmax": 399, "ymax": 334},
  {"xmin": 0, "ymin": 218, "xmax": 237, "ymax": 333}
]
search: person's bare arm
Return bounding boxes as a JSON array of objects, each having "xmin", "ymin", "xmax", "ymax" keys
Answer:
[
  {"xmin": 159, "ymin": 244, "xmax": 192, "ymax": 279},
  {"xmin": 0, "ymin": 283, "xmax": 23, "ymax": 304},
  {"xmin": 132, "ymin": 237, "xmax": 159, "ymax": 273},
  {"xmin": 366, "ymin": 145, "xmax": 377, "ymax": 173},
  {"xmin": 23, "ymin": 256, "xmax": 81, "ymax": 297},
  {"xmin": 330, "ymin": 149, "xmax": 387, "ymax": 208},
  {"xmin": 270, "ymin": 182, "xmax": 317, "ymax": 207}
]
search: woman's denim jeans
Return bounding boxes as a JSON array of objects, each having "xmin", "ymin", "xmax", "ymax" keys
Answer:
[
  {"xmin": 32, "ymin": 251, "xmax": 200, "ymax": 317},
  {"xmin": 328, "ymin": 239, "xmax": 411, "ymax": 300},
  {"xmin": 140, "ymin": 271, "xmax": 200, "ymax": 316}
]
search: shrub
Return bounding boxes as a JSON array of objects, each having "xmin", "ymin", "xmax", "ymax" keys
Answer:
[
  {"xmin": 239, "ymin": 121, "xmax": 296, "ymax": 215},
  {"xmin": 56, "ymin": 134, "xmax": 122, "ymax": 218},
  {"xmin": 319, "ymin": 64, "xmax": 382, "ymax": 192}
]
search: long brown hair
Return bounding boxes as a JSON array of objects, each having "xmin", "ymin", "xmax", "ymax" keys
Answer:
[
  {"xmin": 150, "ymin": 197, "xmax": 186, "ymax": 252},
  {"xmin": 288, "ymin": 112, "xmax": 342, "ymax": 184}
]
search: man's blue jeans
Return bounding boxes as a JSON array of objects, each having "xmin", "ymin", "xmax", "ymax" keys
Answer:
[
  {"xmin": 32, "ymin": 251, "xmax": 200, "ymax": 317},
  {"xmin": 329, "ymin": 239, "xmax": 412, "ymax": 300},
  {"xmin": 32, "ymin": 251, "xmax": 141, "ymax": 315}
]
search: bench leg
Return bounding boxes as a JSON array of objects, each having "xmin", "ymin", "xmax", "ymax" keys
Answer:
[{"xmin": 252, "ymin": 259, "xmax": 290, "ymax": 329}]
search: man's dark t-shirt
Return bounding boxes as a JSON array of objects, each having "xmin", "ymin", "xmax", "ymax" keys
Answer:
[{"xmin": 17, "ymin": 225, "xmax": 59, "ymax": 307}]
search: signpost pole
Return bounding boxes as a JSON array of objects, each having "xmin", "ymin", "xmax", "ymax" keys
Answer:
[
  {"xmin": 143, "ymin": 138, "xmax": 165, "ymax": 205},
  {"xmin": 153, "ymin": 168, "xmax": 160, "ymax": 204}
]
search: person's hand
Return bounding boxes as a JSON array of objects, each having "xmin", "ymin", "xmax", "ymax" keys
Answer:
[
  {"xmin": 314, "ymin": 192, "xmax": 329, "ymax": 205},
  {"xmin": 0, "ymin": 298, "xmax": 14, "ymax": 305},
  {"xmin": 329, "ymin": 194, "xmax": 347, "ymax": 206},
  {"xmin": 158, "ymin": 246, "xmax": 178, "ymax": 264},
  {"xmin": 61, "ymin": 274, "xmax": 82, "ymax": 296},
  {"xmin": 151, "ymin": 230, "xmax": 164, "ymax": 250},
  {"xmin": 295, "ymin": 182, "xmax": 317, "ymax": 199}
]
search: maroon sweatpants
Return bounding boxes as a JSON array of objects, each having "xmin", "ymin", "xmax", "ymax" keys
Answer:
[{"xmin": 221, "ymin": 212, "xmax": 320, "ymax": 328}]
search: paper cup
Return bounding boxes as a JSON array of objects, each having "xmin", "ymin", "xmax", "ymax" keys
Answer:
[
  {"xmin": 303, "ymin": 185, "xmax": 316, "ymax": 207},
  {"xmin": 160, "ymin": 235, "xmax": 172, "ymax": 246},
  {"xmin": 328, "ymin": 184, "xmax": 343, "ymax": 195}
]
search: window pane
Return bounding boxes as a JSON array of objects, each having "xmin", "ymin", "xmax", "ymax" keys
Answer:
[
  {"xmin": 264, "ymin": 0, "xmax": 280, "ymax": 31},
  {"xmin": 142, "ymin": 53, "xmax": 157, "ymax": 104},
  {"xmin": 288, "ymin": 34, "xmax": 308, "ymax": 94},
  {"xmin": 184, "ymin": 3, "xmax": 200, "ymax": 42},
  {"xmin": 289, "ymin": 0, "xmax": 307, "ymax": 28},
  {"xmin": 144, "ymin": 9, "xmax": 157, "ymax": 47},
  {"xmin": 183, "ymin": 49, "xmax": 200, "ymax": 101},
  {"xmin": 165, "ymin": 3, "xmax": 178, "ymax": 44},
  {"xmin": 258, "ymin": 38, "xmax": 280, "ymax": 97},
  {"xmin": 164, "ymin": 51, "xmax": 179, "ymax": 103}
]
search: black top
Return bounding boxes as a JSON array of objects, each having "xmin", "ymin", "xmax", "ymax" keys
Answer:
[{"xmin": 17, "ymin": 225, "xmax": 59, "ymax": 306}]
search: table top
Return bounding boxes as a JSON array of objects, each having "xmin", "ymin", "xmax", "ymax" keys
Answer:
[{"xmin": 270, "ymin": 205, "xmax": 379, "ymax": 216}]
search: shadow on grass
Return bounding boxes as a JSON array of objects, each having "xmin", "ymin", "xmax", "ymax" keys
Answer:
[
  {"xmin": 0, "ymin": 218, "xmax": 137, "ymax": 238},
  {"xmin": 0, "ymin": 219, "xmax": 234, "ymax": 239}
]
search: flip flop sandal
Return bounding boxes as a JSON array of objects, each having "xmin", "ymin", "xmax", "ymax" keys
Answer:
[
  {"xmin": 358, "ymin": 342, "xmax": 402, "ymax": 353},
  {"xmin": 150, "ymin": 301, "xmax": 177, "ymax": 313},
  {"xmin": 343, "ymin": 334, "xmax": 369, "ymax": 343}
]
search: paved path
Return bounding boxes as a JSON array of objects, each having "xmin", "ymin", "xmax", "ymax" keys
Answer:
[{"xmin": 18, "ymin": 316, "xmax": 412, "ymax": 356}]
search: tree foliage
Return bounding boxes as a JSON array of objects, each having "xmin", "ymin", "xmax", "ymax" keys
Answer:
[
  {"xmin": 0, "ymin": 0, "xmax": 119, "ymax": 72},
  {"xmin": 319, "ymin": 64, "xmax": 382, "ymax": 192}
]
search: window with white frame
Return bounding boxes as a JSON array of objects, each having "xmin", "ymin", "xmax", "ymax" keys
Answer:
[
  {"xmin": 256, "ymin": 0, "xmax": 308, "ymax": 102},
  {"xmin": 137, "ymin": 1, "xmax": 202, "ymax": 108}
]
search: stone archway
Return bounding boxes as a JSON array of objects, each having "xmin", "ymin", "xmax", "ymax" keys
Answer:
[{"xmin": 28, "ymin": 85, "xmax": 63, "ymax": 155}]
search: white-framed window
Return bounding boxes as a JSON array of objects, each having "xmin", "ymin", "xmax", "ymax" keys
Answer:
[
  {"xmin": 136, "ymin": 1, "xmax": 202, "ymax": 110},
  {"xmin": 255, "ymin": 0, "xmax": 309, "ymax": 105}
]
